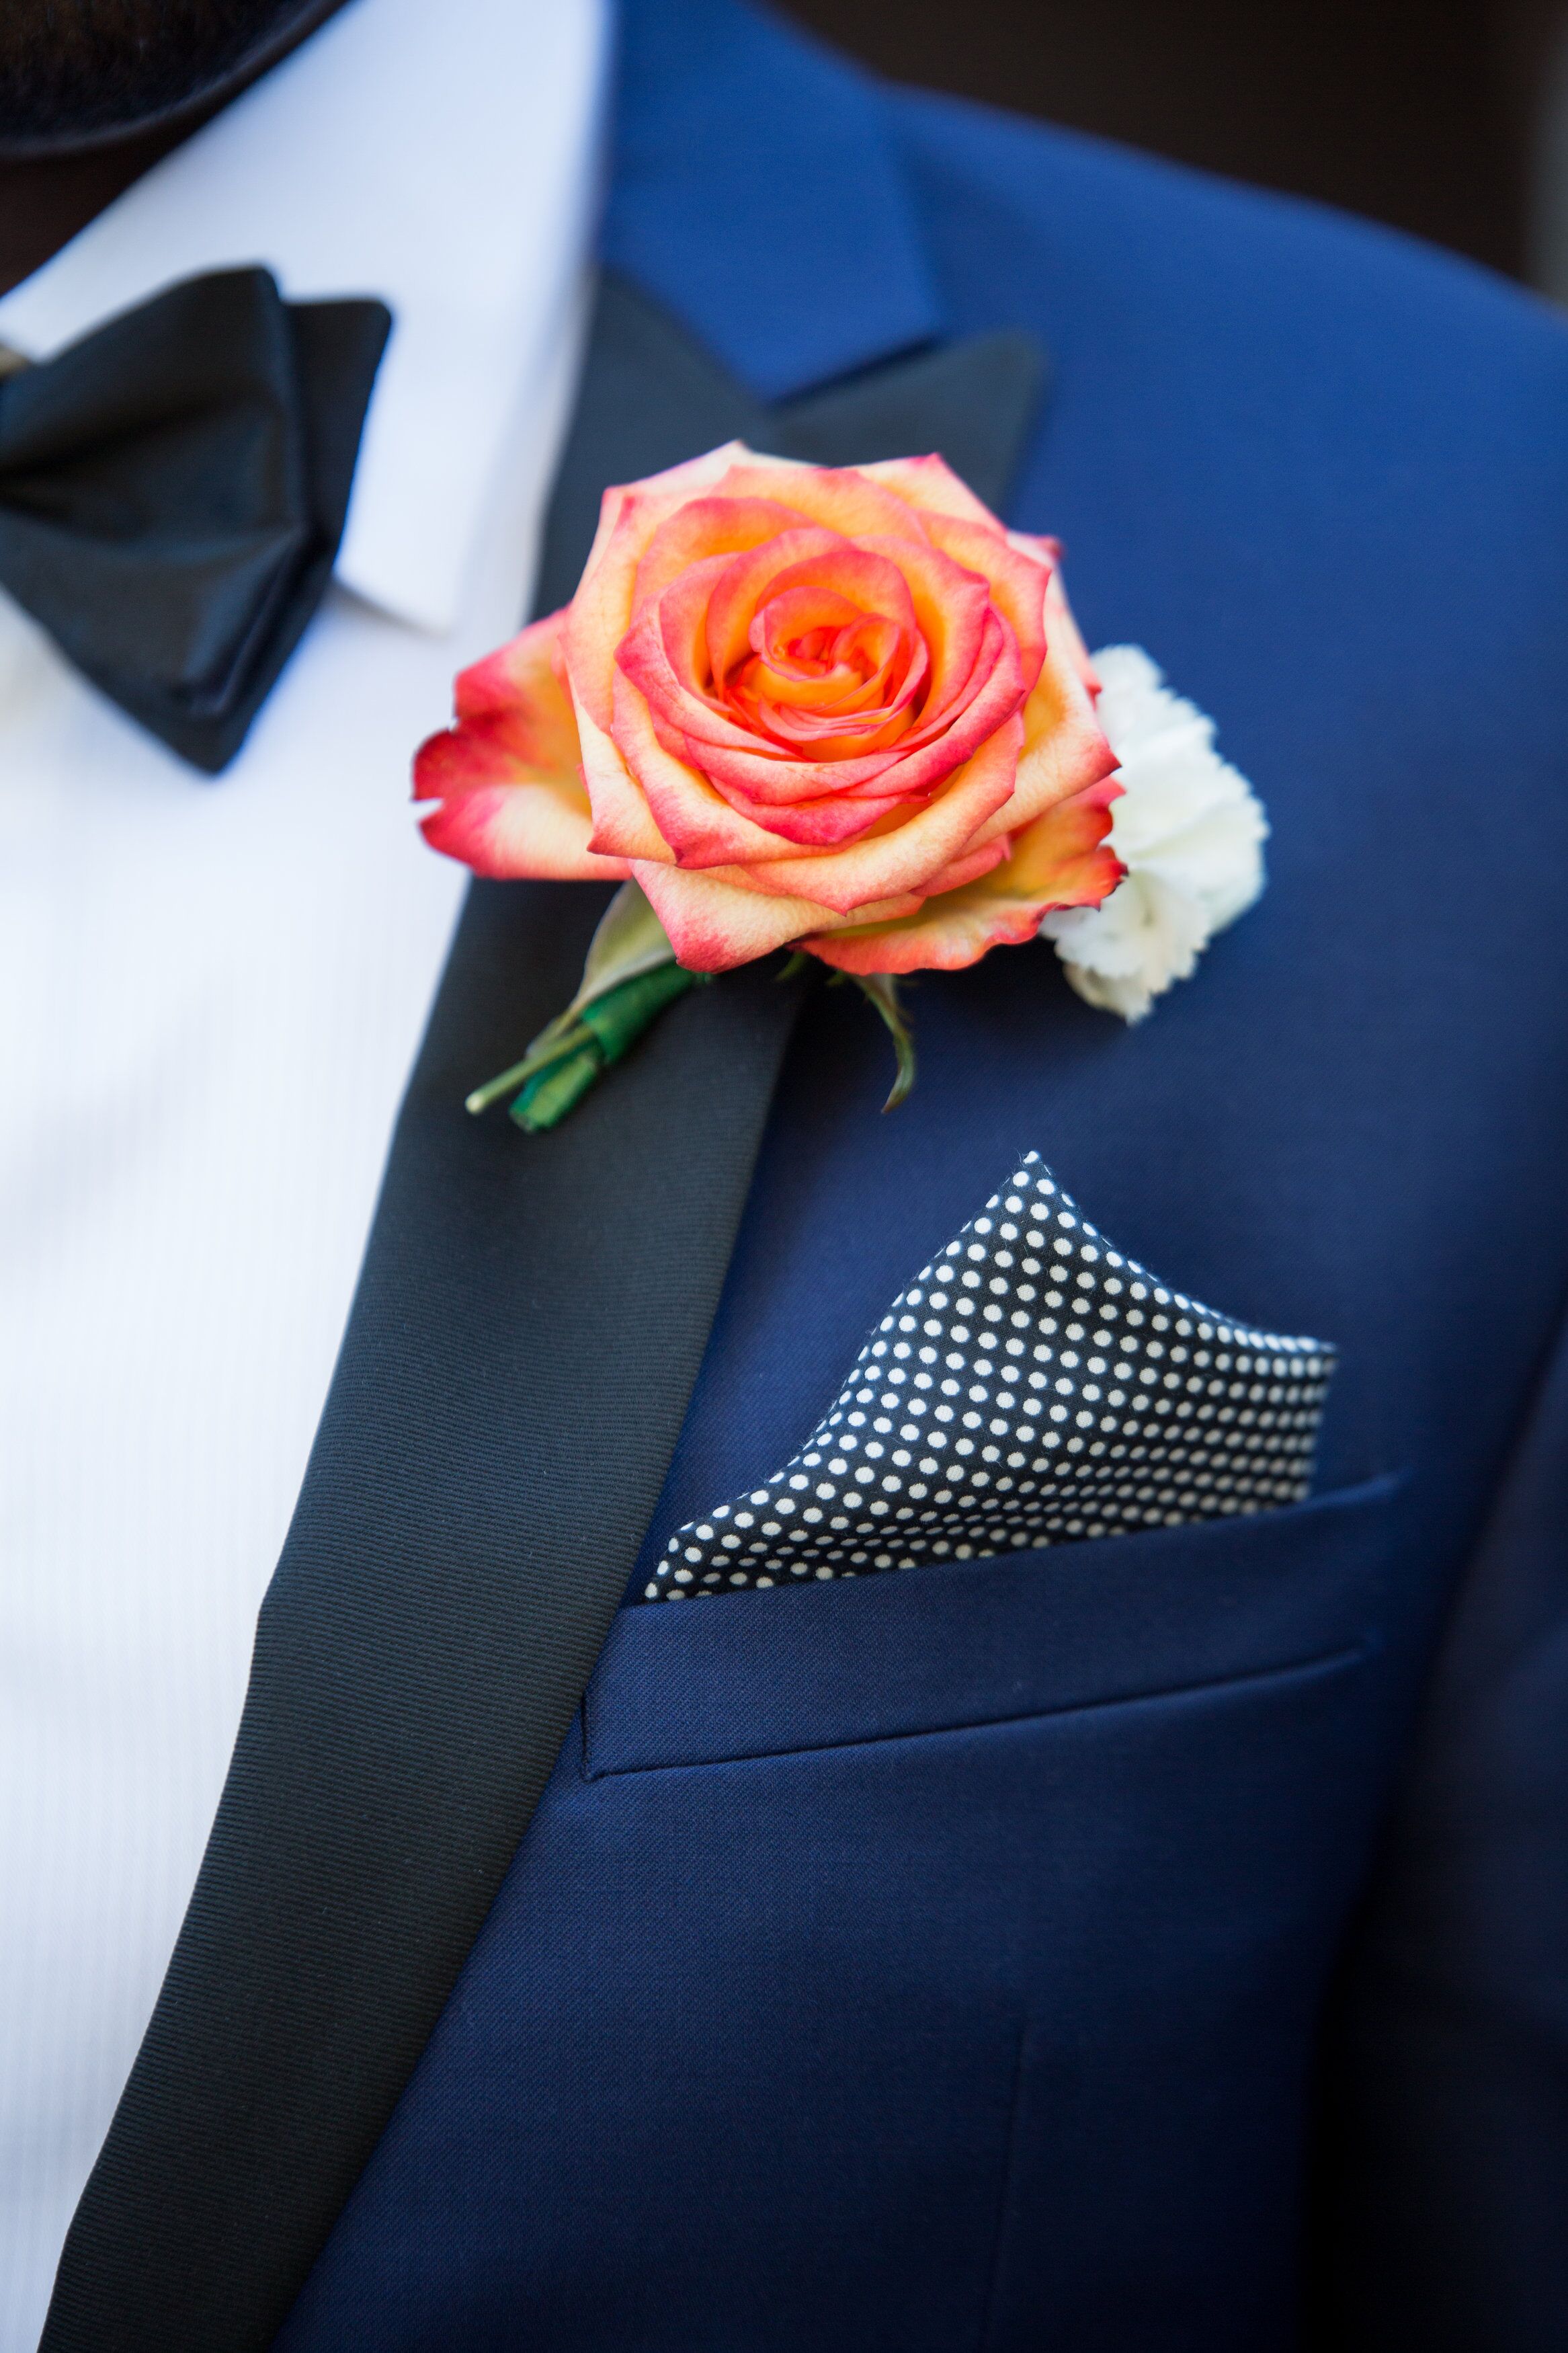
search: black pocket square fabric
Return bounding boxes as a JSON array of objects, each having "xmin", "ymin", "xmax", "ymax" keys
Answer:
[
  {"xmin": 641, "ymin": 1152, "xmax": 1335, "ymax": 1600},
  {"xmin": 0, "ymin": 268, "xmax": 390, "ymax": 772}
]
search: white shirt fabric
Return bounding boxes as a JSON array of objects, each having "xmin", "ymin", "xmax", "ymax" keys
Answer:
[{"xmin": 0, "ymin": 0, "xmax": 608, "ymax": 2338}]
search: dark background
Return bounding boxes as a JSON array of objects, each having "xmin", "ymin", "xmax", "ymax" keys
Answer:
[{"xmin": 777, "ymin": 0, "xmax": 1568, "ymax": 286}]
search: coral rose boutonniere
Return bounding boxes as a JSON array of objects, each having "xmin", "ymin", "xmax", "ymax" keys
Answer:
[{"xmin": 415, "ymin": 443, "xmax": 1266, "ymax": 1128}]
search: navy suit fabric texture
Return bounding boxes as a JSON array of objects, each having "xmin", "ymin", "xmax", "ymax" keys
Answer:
[{"xmin": 276, "ymin": 1, "xmax": 1568, "ymax": 2344}]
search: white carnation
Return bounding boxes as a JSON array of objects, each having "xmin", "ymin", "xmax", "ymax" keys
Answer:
[{"xmin": 1042, "ymin": 645, "xmax": 1267, "ymax": 1021}]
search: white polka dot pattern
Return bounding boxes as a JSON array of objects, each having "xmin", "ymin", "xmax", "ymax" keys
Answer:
[{"xmin": 641, "ymin": 1154, "xmax": 1335, "ymax": 1602}]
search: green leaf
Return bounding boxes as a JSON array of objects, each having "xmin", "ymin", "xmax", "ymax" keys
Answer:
[
  {"xmin": 575, "ymin": 879, "xmax": 679, "ymax": 1013},
  {"xmin": 850, "ymin": 971, "xmax": 917, "ymax": 1111}
]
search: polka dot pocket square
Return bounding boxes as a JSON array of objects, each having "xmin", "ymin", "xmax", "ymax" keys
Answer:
[{"xmin": 641, "ymin": 1152, "xmax": 1335, "ymax": 1601}]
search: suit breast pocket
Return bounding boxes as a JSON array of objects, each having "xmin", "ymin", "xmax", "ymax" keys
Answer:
[
  {"xmin": 557, "ymin": 1470, "xmax": 1409, "ymax": 2349},
  {"xmin": 547, "ymin": 1155, "xmax": 1397, "ymax": 2347},
  {"xmin": 583, "ymin": 1469, "xmax": 1404, "ymax": 1775}
]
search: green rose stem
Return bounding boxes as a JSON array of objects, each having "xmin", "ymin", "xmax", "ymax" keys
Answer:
[
  {"xmin": 499, "ymin": 961, "xmax": 704, "ymax": 1131},
  {"xmin": 466, "ymin": 880, "xmax": 915, "ymax": 1133},
  {"xmin": 848, "ymin": 969, "xmax": 917, "ymax": 1111},
  {"xmin": 464, "ymin": 881, "xmax": 705, "ymax": 1133},
  {"xmin": 784, "ymin": 957, "xmax": 917, "ymax": 1109}
]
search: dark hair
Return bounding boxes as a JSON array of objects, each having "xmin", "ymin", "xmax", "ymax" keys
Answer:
[{"xmin": 0, "ymin": 0, "xmax": 336, "ymax": 149}]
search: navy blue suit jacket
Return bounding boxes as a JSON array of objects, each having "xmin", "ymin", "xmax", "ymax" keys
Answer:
[
  {"xmin": 58, "ymin": 3, "xmax": 1568, "ymax": 2347},
  {"xmin": 266, "ymin": 7, "xmax": 1568, "ymax": 2341}
]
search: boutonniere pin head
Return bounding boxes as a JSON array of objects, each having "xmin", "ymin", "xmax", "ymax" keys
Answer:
[{"xmin": 415, "ymin": 444, "xmax": 1265, "ymax": 1127}]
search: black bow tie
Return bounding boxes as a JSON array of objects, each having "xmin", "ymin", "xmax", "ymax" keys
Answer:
[{"xmin": 0, "ymin": 267, "xmax": 389, "ymax": 772}]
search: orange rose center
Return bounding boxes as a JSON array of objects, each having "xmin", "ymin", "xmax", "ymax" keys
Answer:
[{"xmin": 721, "ymin": 571, "xmax": 930, "ymax": 759}]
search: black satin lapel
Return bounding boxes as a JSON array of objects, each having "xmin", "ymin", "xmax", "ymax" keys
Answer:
[
  {"xmin": 533, "ymin": 273, "xmax": 1050, "ymax": 616},
  {"xmin": 774, "ymin": 330, "xmax": 1048, "ymax": 517},
  {"xmin": 42, "ymin": 886, "xmax": 803, "ymax": 2353},
  {"xmin": 40, "ymin": 278, "xmax": 1049, "ymax": 2353},
  {"xmin": 530, "ymin": 273, "xmax": 773, "ymax": 615}
]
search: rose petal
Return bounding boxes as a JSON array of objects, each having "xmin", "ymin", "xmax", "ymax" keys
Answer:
[
  {"xmin": 717, "ymin": 713, "xmax": 1026, "ymax": 914},
  {"xmin": 617, "ymin": 577, "xmax": 794, "ymax": 764},
  {"xmin": 899, "ymin": 834, "xmax": 1014, "ymax": 897},
  {"xmin": 575, "ymin": 690, "xmax": 677, "ymax": 863},
  {"xmin": 961, "ymin": 613, "xmax": 1118, "ymax": 852},
  {"xmin": 704, "ymin": 533, "xmax": 915, "ymax": 682},
  {"xmin": 630, "ymin": 494, "xmax": 811, "ymax": 617},
  {"xmin": 857, "ymin": 452, "xmax": 1009, "ymax": 533},
  {"xmin": 632, "ymin": 859, "xmax": 842, "ymax": 971},
  {"xmin": 415, "ymin": 610, "xmax": 577, "ymax": 783},
  {"xmin": 686, "ymin": 606, "xmax": 1022, "ymax": 813},
  {"xmin": 563, "ymin": 444, "xmax": 761, "ymax": 729},
  {"xmin": 1035, "ymin": 559, "xmax": 1100, "ymax": 694},
  {"xmin": 419, "ymin": 776, "xmax": 631, "ymax": 882},
  {"xmin": 618, "ymin": 523, "xmax": 1028, "ymax": 817},
  {"xmin": 413, "ymin": 611, "xmax": 628, "ymax": 881},
  {"xmin": 620, "ymin": 590, "xmax": 924, "ymax": 808},
  {"xmin": 707, "ymin": 459, "xmax": 933, "ymax": 546},
  {"xmin": 804, "ymin": 777, "xmax": 1124, "ymax": 973},
  {"xmin": 429, "ymin": 446, "xmax": 1125, "ymax": 982},
  {"xmin": 919, "ymin": 512, "xmax": 1050, "ymax": 693},
  {"xmin": 612, "ymin": 667, "xmax": 909, "ymax": 857},
  {"xmin": 620, "ymin": 551, "xmax": 919, "ymax": 774},
  {"xmin": 838, "ymin": 534, "xmax": 997, "ymax": 742}
]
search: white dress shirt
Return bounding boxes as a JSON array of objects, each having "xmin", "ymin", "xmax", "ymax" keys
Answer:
[{"xmin": 0, "ymin": 0, "xmax": 608, "ymax": 2338}]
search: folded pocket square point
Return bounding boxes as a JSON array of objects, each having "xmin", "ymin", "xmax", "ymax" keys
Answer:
[{"xmin": 643, "ymin": 1152, "xmax": 1335, "ymax": 1601}]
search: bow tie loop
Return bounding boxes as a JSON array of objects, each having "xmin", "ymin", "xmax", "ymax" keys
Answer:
[{"xmin": 0, "ymin": 267, "xmax": 389, "ymax": 771}]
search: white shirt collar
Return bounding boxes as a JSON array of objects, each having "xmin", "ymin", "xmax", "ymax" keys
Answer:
[{"xmin": 0, "ymin": 0, "xmax": 610, "ymax": 633}]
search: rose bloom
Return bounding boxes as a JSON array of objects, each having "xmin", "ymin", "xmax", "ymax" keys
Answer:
[{"xmin": 415, "ymin": 442, "xmax": 1124, "ymax": 973}]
